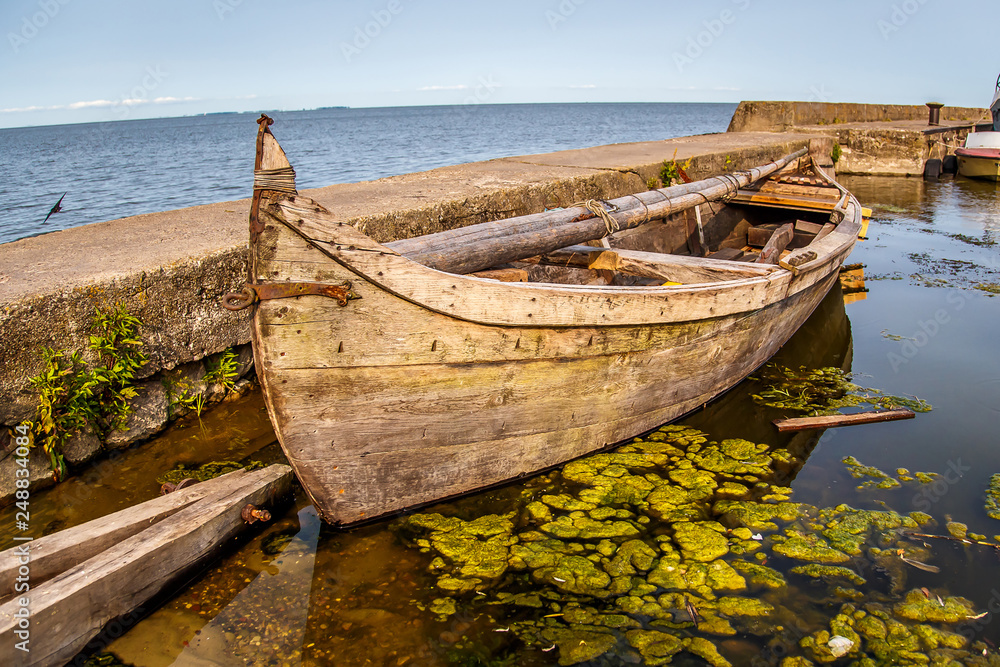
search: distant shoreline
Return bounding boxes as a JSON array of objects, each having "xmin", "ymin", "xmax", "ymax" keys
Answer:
[{"xmin": 0, "ymin": 101, "xmax": 734, "ymax": 132}]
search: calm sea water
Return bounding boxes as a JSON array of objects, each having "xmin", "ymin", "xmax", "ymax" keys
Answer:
[{"xmin": 0, "ymin": 103, "xmax": 735, "ymax": 245}]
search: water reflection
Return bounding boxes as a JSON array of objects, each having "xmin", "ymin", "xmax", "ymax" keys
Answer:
[{"xmin": 172, "ymin": 506, "xmax": 321, "ymax": 666}]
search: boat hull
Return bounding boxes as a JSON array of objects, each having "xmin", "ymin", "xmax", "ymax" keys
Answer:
[
  {"xmin": 252, "ymin": 216, "xmax": 846, "ymax": 524},
  {"xmin": 956, "ymin": 150, "xmax": 1000, "ymax": 181}
]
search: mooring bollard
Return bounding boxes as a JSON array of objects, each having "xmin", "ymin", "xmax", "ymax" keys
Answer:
[{"xmin": 926, "ymin": 102, "xmax": 944, "ymax": 126}]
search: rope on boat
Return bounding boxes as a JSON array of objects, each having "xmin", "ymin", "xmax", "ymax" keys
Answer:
[
  {"xmin": 715, "ymin": 172, "xmax": 743, "ymax": 202},
  {"xmin": 626, "ymin": 194, "xmax": 651, "ymax": 224},
  {"xmin": 254, "ymin": 167, "xmax": 297, "ymax": 193},
  {"xmin": 570, "ymin": 199, "xmax": 622, "ymax": 236}
]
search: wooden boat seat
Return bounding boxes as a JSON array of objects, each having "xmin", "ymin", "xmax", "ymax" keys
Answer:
[{"xmin": 535, "ymin": 244, "xmax": 780, "ymax": 286}]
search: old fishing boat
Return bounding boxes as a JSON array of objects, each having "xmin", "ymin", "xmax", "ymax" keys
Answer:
[
  {"xmin": 0, "ymin": 465, "xmax": 292, "ymax": 667},
  {"xmin": 956, "ymin": 73, "xmax": 1000, "ymax": 181},
  {"xmin": 231, "ymin": 116, "xmax": 863, "ymax": 526}
]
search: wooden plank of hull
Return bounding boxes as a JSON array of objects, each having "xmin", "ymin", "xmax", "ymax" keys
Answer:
[
  {"xmin": 0, "ymin": 466, "xmax": 294, "ymax": 667},
  {"xmin": 254, "ymin": 266, "xmax": 837, "ymax": 524}
]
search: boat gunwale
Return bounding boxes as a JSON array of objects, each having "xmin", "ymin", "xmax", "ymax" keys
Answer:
[{"xmin": 263, "ymin": 189, "xmax": 861, "ymax": 328}]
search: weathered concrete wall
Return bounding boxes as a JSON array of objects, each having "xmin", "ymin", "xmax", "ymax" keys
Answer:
[
  {"xmin": 802, "ymin": 125, "xmax": 976, "ymax": 177},
  {"xmin": 728, "ymin": 101, "xmax": 985, "ymax": 133},
  {"xmin": 0, "ymin": 132, "xmax": 816, "ymax": 443}
]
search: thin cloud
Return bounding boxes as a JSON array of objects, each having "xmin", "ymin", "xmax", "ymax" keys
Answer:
[
  {"xmin": 2, "ymin": 96, "xmax": 201, "ymax": 114},
  {"xmin": 417, "ymin": 85, "xmax": 469, "ymax": 91}
]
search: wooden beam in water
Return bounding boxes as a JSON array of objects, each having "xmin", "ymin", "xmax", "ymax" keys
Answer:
[{"xmin": 773, "ymin": 409, "xmax": 916, "ymax": 432}]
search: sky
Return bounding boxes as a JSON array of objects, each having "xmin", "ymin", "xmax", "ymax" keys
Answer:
[{"xmin": 1, "ymin": 0, "xmax": 997, "ymax": 129}]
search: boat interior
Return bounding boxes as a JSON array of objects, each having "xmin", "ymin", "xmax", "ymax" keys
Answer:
[{"xmin": 468, "ymin": 163, "xmax": 857, "ymax": 287}]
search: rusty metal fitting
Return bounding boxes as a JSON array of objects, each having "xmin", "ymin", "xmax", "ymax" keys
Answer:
[
  {"xmin": 223, "ymin": 286, "xmax": 258, "ymax": 311},
  {"xmin": 242, "ymin": 504, "xmax": 272, "ymax": 524},
  {"xmin": 160, "ymin": 478, "xmax": 197, "ymax": 495}
]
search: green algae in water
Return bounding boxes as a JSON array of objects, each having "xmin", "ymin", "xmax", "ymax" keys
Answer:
[
  {"xmin": 750, "ymin": 364, "xmax": 932, "ymax": 416},
  {"xmin": 842, "ymin": 456, "xmax": 901, "ymax": 489},
  {"xmin": 156, "ymin": 459, "xmax": 264, "ymax": 485},
  {"xmin": 986, "ymin": 474, "xmax": 1000, "ymax": 521},
  {"xmin": 260, "ymin": 530, "xmax": 296, "ymax": 556},
  {"xmin": 81, "ymin": 654, "xmax": 136, "ymax": 667},
  {"xmin": 395, "ymin": 425, "xmax": 996, "ymax": 666}
]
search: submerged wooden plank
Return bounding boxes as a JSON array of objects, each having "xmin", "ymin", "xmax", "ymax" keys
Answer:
[
  {"xmin": 0, "ymin": 465, "xmax": 294, "ymax": 667},
  {"xmin": 773, "ymin": 409, "xmax": 916, "ymax": 432},
  {"xmin": 0, "ymin": 469, "xmax": 271, "ymax": 601}
]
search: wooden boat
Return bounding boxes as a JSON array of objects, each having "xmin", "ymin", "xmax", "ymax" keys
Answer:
[
  {"xmin": 0, "ymin": 464, "xmax": 293, "ymax": 667},
  {"xmin": 235, "ymin": 117, "xmax": 863, "ymax": 526}
]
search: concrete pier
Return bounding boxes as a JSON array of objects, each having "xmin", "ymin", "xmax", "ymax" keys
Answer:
[{"xmin": 728, "ymin": 101, "xmax": 988, "ymax": 176}]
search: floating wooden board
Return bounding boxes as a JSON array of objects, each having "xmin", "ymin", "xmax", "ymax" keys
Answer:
[{"xmin": 773, "ymin": 409, "xmax": 915, "ymax": 432}]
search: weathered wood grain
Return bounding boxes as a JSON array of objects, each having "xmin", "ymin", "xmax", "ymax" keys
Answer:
[
  {"xmin": 0, "ymin": 470, "xmax": 272, "ymax": 602},
  {"xmin": 261, "ymin": 275, "xmax": 837, "ymax": 523},
  {"xmin": 0, "ymin": 465, "xmax": 293, "ymax": 667},
  {"xmin": 382, "ymin": 149, "xmax": 809, "ymax": 274},
  {"xmin": 543, "ymin": 245, "xmax": 778, "ymax": 284},
  {"xmin": 757, "ymin": 223, "xmax": 795, "ymax": 264},
  {"xmin": 255, "ymin": 220, "xmax": 794, "ymax": 327},
  {"xmin": 774, "ymin": 409, "xmax": 915, "ymax": 432},
  {"xmin": 246, "ymin": 126, "xmax": 860, "ymax": 526}
]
